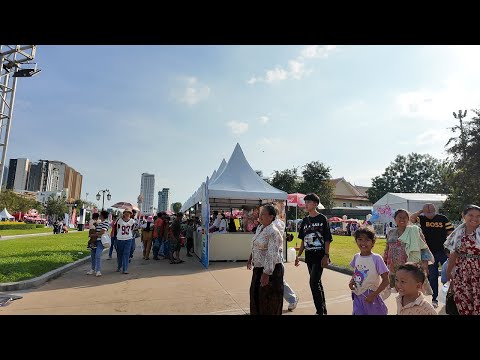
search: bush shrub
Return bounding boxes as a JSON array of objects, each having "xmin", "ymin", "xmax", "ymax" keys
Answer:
[{"xmin": 0, "ymin": 223, "xmax": 37, "ymax": 230}]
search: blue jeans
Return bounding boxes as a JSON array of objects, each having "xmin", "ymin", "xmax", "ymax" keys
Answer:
[
  {"xmin": 109, "ymin": 237, "xmax": 117, "ymax": 258},
  {"xmin": 130, "ymin": 237, "xmax": 137, "ymax": 258},
  {"xmin": 283, "ymin": 280, "xmax": 297, "ymax": 304},
  {"xmin": 90, "ymin": 240, "xmax": 104, "ymax": 272},
  {"xmin": 428, "ymin": 250, "xmax": 448, "ymax": 302},
  {"xmin": 117, "ymin": 239, "xmax": 133, "ymax": 273}
]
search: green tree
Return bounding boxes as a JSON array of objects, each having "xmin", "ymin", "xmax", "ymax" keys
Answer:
[
  {"xmin": 367, "ymin": 153, "xmax": 450, "ymax": 204},
  {"xmin": 443, "ymin": 108, "xmax": 480, "ymax": 219},
  {"xmin": 0, "ymin": 190, "xmax": 39, "ymax": 214},
  {"xmin": 267, "ymin": 168, "xmax": 300, "ymax": 194},
  {"xmin": 172, "ymin": 202, "xmax": 182, "ymax": 213},
  {"xmin": 298, "ymin": 161, "xmax": 334, "ymax": 210},
  {"xmin": 45, "ymin": 194, "xmax": 68, "ymax": 220}
]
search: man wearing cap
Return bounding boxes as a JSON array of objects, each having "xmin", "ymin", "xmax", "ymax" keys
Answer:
[
  {"xmin": 410, "ymin": 203, "xmax": 454, "ymax": 308},
  {"xmin": 295, "ymin": 193, "xmax": 333, "ymax": 315}
]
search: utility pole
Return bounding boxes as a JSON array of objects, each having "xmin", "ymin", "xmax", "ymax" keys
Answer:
[
  {"xmin": 453, "ymin": 109, "xmax": 468, "ymax": 161},
  {"xmin": 0, "ymin": 45, "xmax": 41, "ymax": 189}
]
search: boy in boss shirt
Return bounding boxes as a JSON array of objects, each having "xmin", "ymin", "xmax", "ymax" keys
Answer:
[
  {"xmin": 410, "ymin": 203, "xmax": 454, "ymax": 308},
  {"xmin": 115, "ymin": 208, "xmax": 135, "ymax": 274}
]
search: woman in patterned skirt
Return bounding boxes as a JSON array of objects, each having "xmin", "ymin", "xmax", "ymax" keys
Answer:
[
  {"xmin": 247, "ymin": 204, "xmax": 284, "ymax": 315},
  {"xmin": 445, "ymin": 204, "xmax": 480, "ymax": 315}
]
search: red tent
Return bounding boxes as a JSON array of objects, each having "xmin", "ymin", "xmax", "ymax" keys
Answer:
[{"xmin": 287, "ymin": 193, "xmax": 306, "ymax": 208}]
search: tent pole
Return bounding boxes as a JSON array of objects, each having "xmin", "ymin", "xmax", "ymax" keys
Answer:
[{"xmin": 295, "ymin": 205, "xmax": 298, "ymax": 248}]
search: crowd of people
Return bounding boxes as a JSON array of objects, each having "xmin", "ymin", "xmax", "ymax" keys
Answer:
[
  {"xmin": 246, "ymin": 192, "xmax": 480, "ymax": 316},
  {"xmin": 79, "ymin": 192, "xmax": 480, "ymax": 316},
  {"xmin": 84, "ymin": 208, "xmax": 200, "ymax": 277}
]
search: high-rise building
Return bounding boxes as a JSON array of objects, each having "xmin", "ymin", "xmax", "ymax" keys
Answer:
[
  {"xmin": 6, "ymin": 158, "xmax": 30, "ymax": 191},
  {"xmin": 158, "ymin": 188, "xmax": 170, "ymax": 212},
  {"xmin": 13, "ymin": 158, "xmax": 83, "ymax": 201},
  {"xmin": 49, "ymin": 161, "xmax": 83, "ymax": 201},
  {"xmin": 140, "ymin": 173, "xmax": 155, "ymax": 215}
]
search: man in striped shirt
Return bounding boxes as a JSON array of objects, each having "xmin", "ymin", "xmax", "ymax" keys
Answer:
[{"xmin": 410, "ymin": 203, "xmax": 454, "ymax": 308}]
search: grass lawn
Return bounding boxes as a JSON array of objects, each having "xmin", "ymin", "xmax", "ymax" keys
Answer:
[
  {"xmin": 0, "ymin": 231, "xmax": 90, "ymax": 283},
  {"xmin": 287, "ymin": 233, "xmax": 386, "ymax": 271},
  {"xmin": 0, "ymin": 228, "xmax": 54, "ymax": 236}
]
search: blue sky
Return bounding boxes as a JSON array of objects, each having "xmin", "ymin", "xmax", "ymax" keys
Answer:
[{"xmin": 8, "ymin": 45, "xmax": 480, "ymax": 210}]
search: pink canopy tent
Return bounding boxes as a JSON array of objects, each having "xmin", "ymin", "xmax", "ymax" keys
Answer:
[{"xmin": 287, "ymin": 193, "xmax": 306, "ymax": 233}]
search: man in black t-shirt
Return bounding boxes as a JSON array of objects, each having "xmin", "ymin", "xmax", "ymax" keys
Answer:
[
  {"xmin": 410, "ymin": 203, "xmax": 454, "ymax": 308},
  {"xmin": 295, "ymin": 193, "xmax": 333, "ymax": 315}
]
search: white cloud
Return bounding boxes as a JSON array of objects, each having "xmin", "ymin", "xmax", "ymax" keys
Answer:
[
  {"xmin": 259, "ymin": 116, "xmax": 269, "ymax": 124},
  {"xmin": 175, "ymin": 77, "xmax": 210, "ymax": 105},
  {"xmin": 227, "ymin": 121, "xmax": 249, "ymax": 135},
  {"xmin": 248, "ymin": 45, "xmax": 336, "ymax": 85},
  {"xmin": 300, "ymin": 45, "xmax": 337, "ymax": 59},
  {"xmin": 265, "ymin": 67, "xmax": 288, "ymax": 83}
]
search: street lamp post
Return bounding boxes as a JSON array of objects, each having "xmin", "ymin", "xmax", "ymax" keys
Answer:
[
  {"xmin": 96, "ymin": 189, "xmax": 111, "ymax": 211},
  {"xmin": 453, "ymin": 109, "xmax": 468, "ymax": 160}
]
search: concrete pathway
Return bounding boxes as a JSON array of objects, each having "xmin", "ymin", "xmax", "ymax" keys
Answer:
[{"xmin": 0, "ymin": 239, "xmax": 447, "ymax": 315}]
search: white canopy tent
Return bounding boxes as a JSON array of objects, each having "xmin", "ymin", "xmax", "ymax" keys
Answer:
[
  {"xmin": 373, "ymin": 192, "xmax": 448, "ymax": 223},
  {"xmin": 0, "ymin": 208, "xmax": 14, "ymax": 220},
  {"xmin": 208, "ymin": 143, "xmax": 287, "ymax": 202}
]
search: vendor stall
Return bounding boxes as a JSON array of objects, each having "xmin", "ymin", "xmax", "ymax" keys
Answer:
[{"xmin": 184, "ymin": 143, "xmax": 287, "ymax": 263}]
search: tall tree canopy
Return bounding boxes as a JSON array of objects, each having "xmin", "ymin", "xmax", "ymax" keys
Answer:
[{"xmin": 367, "ymin": 153, "xmax": 450, "ymax": 204}]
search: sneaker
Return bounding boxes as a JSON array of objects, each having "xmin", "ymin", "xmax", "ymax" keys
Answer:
[
  {"xmin": 86, "ymin": 269, "xmax": 95, "ymax": 275},
  {"xmin": 288, "ymin": 297, "xmax": 299, "ymax": 311},
  {"xmin": 432, "ymin": 300, "xmax": 439, "ymax": 309},
  {"xmin": 107, "ymin": 256, "xmax": 112, "ymax": 260},
  {"xmin": 95, "ymin": 271, "xmax": 102, "ymax": 277}
]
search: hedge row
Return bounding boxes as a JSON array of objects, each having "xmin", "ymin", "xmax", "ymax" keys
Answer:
[{"xmin": 0, "ymin": 223, "xmax": 37, "ymax": 230}]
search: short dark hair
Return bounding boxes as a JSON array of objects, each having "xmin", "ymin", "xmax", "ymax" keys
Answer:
[
  {"xmin": 176, "ymin": 212, "xmax": 183, "ymax": 217},
  {"xmin": 262, "ymin": 204, "xmax": 277, "ymax": 218},
  {"xmin": 100, "ymin": 210, "xmax": 109, "ymax": 219},
  {"xmin": 397, "ymin": 262, "xmax": 425, "ymax": 284},
  {"xmin": 354, "ymin": 227, "xmax": 376, "ymax": 241},
  {"xmin": 303, "ymin": 193, "xmax": 320, "ymax": 204},
  {"xmin": 92, "ymin": 213, "xmax": 100, "ymax": 219},
  {"xmin": 462, "ymin": 204, "xmax": 480, "ymax": 216}
]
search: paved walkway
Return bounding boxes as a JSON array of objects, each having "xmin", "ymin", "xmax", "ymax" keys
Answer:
[{"xmin": 0, "ymin": 240, "xmax": 446, "ymax": 315}]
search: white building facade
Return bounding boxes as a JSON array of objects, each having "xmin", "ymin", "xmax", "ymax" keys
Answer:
[{"xmin": 140, "ymin": 173, "xmax": 155, "ymax": 215}]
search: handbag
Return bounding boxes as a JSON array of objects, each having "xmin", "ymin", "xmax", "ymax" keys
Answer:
[
  {"xmin": 445, "ymin": 284, "xmax": 459, "ymax": 315},
  {"xmin": 101, "ymin": 233, "xmax": 111, "ymax": 247}
]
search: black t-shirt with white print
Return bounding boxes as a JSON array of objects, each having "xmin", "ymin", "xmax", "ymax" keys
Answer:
[{"xmin": 298, "ymin": 213, "xmax": 333, "ymax": 264}]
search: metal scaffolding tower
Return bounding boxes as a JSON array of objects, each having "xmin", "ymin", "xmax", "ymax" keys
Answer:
[{"xmin": 0, "ymin": 45, "xmax": 40, "ymax": 189}]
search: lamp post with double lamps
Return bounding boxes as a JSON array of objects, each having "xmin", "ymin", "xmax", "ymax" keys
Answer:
[{"xmin": 96, "ymin": 189, "xmax": 111, "ymax": 211}]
